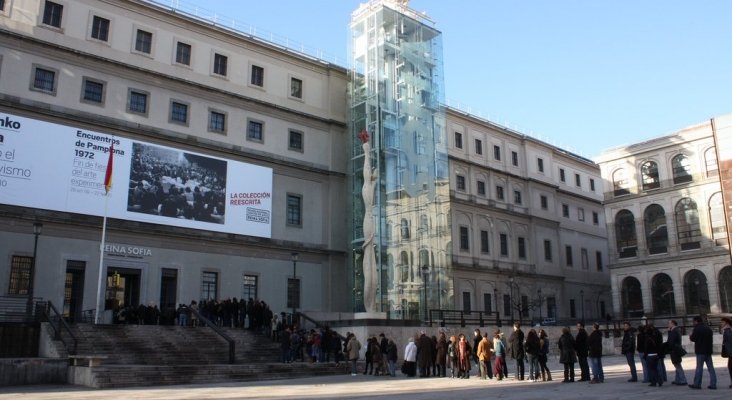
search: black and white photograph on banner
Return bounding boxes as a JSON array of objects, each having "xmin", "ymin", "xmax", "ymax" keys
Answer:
[{"xmin": 127, "ymin": 142, "xmax": 228, "ymax": 224}]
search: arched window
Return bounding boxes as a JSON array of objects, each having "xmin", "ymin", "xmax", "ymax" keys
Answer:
[
  {"xmin": 621, "ymin": 277, "xmax": 644, "ymax": 317},
  {"xmin": 419, "ymin": 249, "xmax": 430, "ymax": 269},
  {"xmin": 720, "ymin": 266, "xmax": 732, "ymax": 313},
  {"xmin": 613, "ymin": 169, "xmax": 630, "ymax": 196},
  {"xmin": 651, "ymin": 273, "xmax": 676, "ymax": 315},
  {"xmin": 704, "ymin": 148, "xmax": 719, "ymax": 177},
  {"xmin": 400, "ymin": 218, "xmax": 410, "ymax": 240},
  {"xmin": 385, "ymin": 222, "xmax": 393, "ymax": 242},
  {"xmin": 400, "ymin": 251, "xmax": 409, "ymax": 282},
  {"xmin": 684, "ymin": 269, "xmax": 710, "ymax": 314},
  {"xmin": 641, "ymin": 161, "xmax": 660, "ymax": 190},
  {"xmin": 709, "ymin": 192, "xmax": 727, "ymax": 246},
  {"xmin": 419, "ymin": 214, "xmax": 429, "ymax": 236},
  {"xmin": 671, "ymin": 154, "xmax": 692, "ymax": 184},
  {"xmin": 675, "ymin": 198, "xmax": 701, "ymax": 250},
  {"xmin": 644, "ymin": 204, "xmax": 667, "ymax": 254},
  {"xmin": 615, "ymin": 210, "xmax": 637, "ymax": 258}
]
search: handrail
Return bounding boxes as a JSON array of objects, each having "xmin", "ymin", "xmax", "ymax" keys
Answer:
[
  {"xmin": 41, "ymin": 301, "xmax": 78, "ymax": 355},
  {"xmin": 187, "ymin": 306, "xmax": 235, "ymax": 364},
  {"xmin": 299, "ymin": 312, "xmax": 346, "ymax": 342},
  {"xmin": 428, "ymin": 309, "xmax": 501, "ymax": 328}
]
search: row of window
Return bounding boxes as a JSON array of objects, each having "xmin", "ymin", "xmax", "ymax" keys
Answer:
[
  {"xmin": 38, "ymin": 1, "xmax": 305, "ymax": 99},
  {"xmin": 612, "ymin": 152, "xmax": 717, "ymax": 196},
  {"xmin": 29, "ymin": 65, "xmax": 305, "ymax": 151}
]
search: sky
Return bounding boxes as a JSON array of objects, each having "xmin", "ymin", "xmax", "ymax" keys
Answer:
[{"xmin": 182, "ymin": 0, "xmax": 732, "ymax": 159}]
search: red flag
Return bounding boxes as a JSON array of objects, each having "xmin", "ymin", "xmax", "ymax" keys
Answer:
[{"xmin": 104, "ymin": 142, "xmax": 114, "ymax": 193}]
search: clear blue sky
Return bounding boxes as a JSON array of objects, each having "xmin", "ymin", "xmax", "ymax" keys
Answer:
[{"xmin": 187, "ymin": 0, "xmax": 732, "ymax": 159}]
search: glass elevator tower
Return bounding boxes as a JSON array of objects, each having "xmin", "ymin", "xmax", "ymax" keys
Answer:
[{"xmin": 349, "ymin": 0, "xmax": 452, "ymax": 320}]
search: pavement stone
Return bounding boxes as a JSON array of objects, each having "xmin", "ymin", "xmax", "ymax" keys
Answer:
[{"xmin": 0, "ymin": 355, "xmax": 729, "ymax": 400}]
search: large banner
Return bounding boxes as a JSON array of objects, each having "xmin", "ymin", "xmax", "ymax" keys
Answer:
[{"xmin": 0, "ymin": 112, "xmax": 272, "ymax": 238}]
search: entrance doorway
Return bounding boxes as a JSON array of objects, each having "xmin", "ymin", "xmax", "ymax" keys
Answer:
[
  {"xmin": 159, "ymin": 268, "xmax": 178, "ymax": 325},
  {"xmin": 63, "ymin": 260, "xmax": 85, "ymax": 322},
  {"xmin": 105, "ymin": 267, "xmax": 141, "ymax": 314}
]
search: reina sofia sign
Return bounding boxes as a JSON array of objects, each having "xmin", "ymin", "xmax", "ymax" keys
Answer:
[{"xmin": 104, "ymin": 244, "xmax": 152, "ymax": 257}]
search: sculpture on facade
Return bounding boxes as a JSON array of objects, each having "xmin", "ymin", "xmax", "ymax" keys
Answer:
[{"xmin": 359, "ymin": 129, "xmax": 378, "ymax": 313}]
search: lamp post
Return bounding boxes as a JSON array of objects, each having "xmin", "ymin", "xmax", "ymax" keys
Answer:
[
  {"xmin": 509, "ymin": 277, "xmax": 515, "ymax": 324},
  {"xmin": 26, "ymin": 222, "xmax": 43, "ymax": 319},
  {"xmin": 291, "ymin": 252, "xmax": 298, "ymax": 323},
  {"xmin": 421, "ymin": 265, "xmax": 429, "ymax": 322},
  {"xmin": 538, "ymin": 288, "xmax": 543, "ymax": 323},
  {"xmin": 580, "ymin": 289, "xmax": 585, "ymax": 323}
]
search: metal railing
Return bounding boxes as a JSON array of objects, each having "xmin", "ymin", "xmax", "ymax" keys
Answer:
[
  {"xmin": 0, "ymin": 296, "xmax": 39, "ymax": 322},
  {"xmin": 428, "ymin": 309, "xmax": 501, "ymax": 328},
  {"xmin": 187, "ymin": 306, "xmax": 235, "ymax": 364},
  {"xmin": 40, "ymin": 301, "xmax": 78, "ymax": 355}
]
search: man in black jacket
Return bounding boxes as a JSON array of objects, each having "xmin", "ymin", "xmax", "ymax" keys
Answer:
[
  {"xmin": 588, "ymin": 323, "xmax": 604, "ymax": 383},
  {"xmin": 621, "ymin": 322, "xmax": 638, "ymax": 382},
  {"xmin": 666, "ymin": 319, "xmax": 687, "ymax": 385},
  {"xmin": 508, "ymin": 323, "xmax": 525, "ymax": 380},
  {"xmin": 575, "ymin": 322, "xmax": 590, "ymax": 381},
  {"xmin": 689, "ymin": 316, "xmax": 717, "ymax": 389}
]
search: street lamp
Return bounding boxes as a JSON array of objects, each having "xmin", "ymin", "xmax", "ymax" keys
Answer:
[
  {"xmin": 421, "ymin": 265, "xmax": 429, "ymax": 322},
  {"xmin": 538, "ymin": 289, "xmax": 543, "ymax": 323},
  {"xmin": 509, "ymin": 277, "xmax": 515, "ymax": 324},
  {"xmin": 580, "ymin": 289, "xmax": 585, "ymax": 323},
  {"xmin": 27, "ymin": 222, "xmax": 42, "ymax": 319},
  {"xmin": 291, "ymin": 252, "xmax": 299, "ymax": 323}
]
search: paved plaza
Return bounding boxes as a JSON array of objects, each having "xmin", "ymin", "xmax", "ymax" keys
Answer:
[{"xmin": 0, "ymin": 355, "xmax": 729, "ymax": 400}]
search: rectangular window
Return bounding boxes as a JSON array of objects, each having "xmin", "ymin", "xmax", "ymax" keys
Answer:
[
  {"xmin": 581, "ymin": 248, "xmax": 589, "ymax": 270},
  {"xmin": 288, "ymin": 129, "xmax": 303, "ymax": 151},
  {"xmin": 242, "ymin": 274, "xmax": 258, "ymax": 301},
  {"xmin": 170, "ymin": 101, "xmax": 188, "ymax": 124},
  {"xmin": 569, "ymin": 299, "xmax": 576, "ymax": 318},
  {"xmin": 562, "ymin": 204, "xmax": 569, "ymax": 218},
  {"xmin": 589, "ymin": 178, "xmax": 595, "ymax": 191},
  {"xmin": 559, "ymin": 168, "xmax": 565, "ymax": 182},
  {"xmin": 493, "ymin": 145, "xmax": 501, "ymax": 161},
  {"xmin": 511, "ymin": 151, "xmax": 518, "ymax": 166},
  {"xmin": 135, "ymin": 29, "xmax": 152, "ymax": 54},
  {"xmin": 575, "ymin": 173, "xmax": 581, "ymax": 187},
  {"xmin": 201, "ymin": 271, "xmax": 218, "ymax": 301},
  {"xmin": 91, "ymin": 16, "xmax": 110, "ymax": 41},
  {"xmin": 596, "ymin": 251, "xmax": 603, "ymax": 271},
  {"xmin": 454, "ymin": 132, "xmax": 463, "ymax": 149},
  {"xmin": 477, "ymin": 180, "xmax": 486, "ymax": 196},
  {"xmin": 518, "ymin": 237, "xmax": 526, "ymax": 259},
  {"xmin": 496, "ymin": 185, "xmax": 504, "ymax": 200},
  {"xmin": 544, "ymin": 240, "xmax": 552, "ymax": 261},
  {"xmin": 475, "ymin": 139, "xmax": 483, "ymax": 155},
  {"xmin": 537, "ymin": 158, "xmax": 544, "ymax": 173},
  {"xmin": 176, "ymin": 42, "xmax": 191, "ymax": 65},
  {"xmin": 480, "ymin": 230, "xmax": 490, "ymax": 253},
  {"xmin": 42, "ymin": 1, "xmax": 63, "ymax": 28},
  {"xmin": 463, "ymin": 292, "xmax": 472, "ymax": 313},
  {"xmin": 456, "ymin": 175, "xmax": 466, "ymax": 191},
  {"xmin": 128, "ymin": 90, "xmax": 148, "ymax": 114},
  {"xmin": 287, "ymin": 278, "xmax": 300, "ymax": 309},
  {"xmin": 592, "ymin": 211, "xmax": 599, "ymax": 225},
  {"xmin": 500, "ymin": 233, "xmax": 508, "ymax": 256},
  {"xmin": 208, "ymin": 110, "xmax": 225, "ymax": 133},
  {"xmin": 459, "ymin": 226, "xmax": 469, "ymax": 250},
  {"xmin": 290, "ymin": 77, "xmax": 302, "ymax": 98},
  {"xmin": 286, "ymin": 194, "xmax": 302, "ymax": 226},
  {"xmin": 0, "ymin": 0, "xmax": 5, "ymax": 11},
  {"xmin": 540, "ymin": 195, "xmax": 548, "ymax": 210},
  {"xmin": 8, "ymin": 255, "xmax": 32, "ymax": 295},
  {"xmin": 247, "ymin": 120, "xmax": 263, "ymax": 142},
  {"xmin": 503, "ymin": 294, "xmax": 510, "ymax": 317},
  {"xmin": 213, "ymin": 53, "xmax": 228, "ymax": 76},
  {"xmin": 483, "ymin": 293, "xmax": 493, "ymax": 314},
  {"xmin": 521, "ymin": 295, "xmax": 529, "ymax": 317},
  {"xmin": 82, "ymin": 79, "xmax": 104, "ymax": 104},
  {"xmin": 514, "ymin": 190, "xmax": 522, "ymax": 205},
  {"xmin": 33, "ymin": 67, "xmax": 56, "ymax": 93},
  {"xmin": 578, "ymin": 208, "xmax": 585, "ymax": 221},
  {"xmin": 547, "ymin": 297, "xmax": 557, "ymax": 318},
  {"xmin": 250, "ymin": 65, "xmax": 264, "ymax": 87},
  {"xmin": 565, "ymin": 245, "xmax": 573, "ymax": 266}
]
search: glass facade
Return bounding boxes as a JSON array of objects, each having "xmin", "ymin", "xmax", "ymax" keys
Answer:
[{"xmin": 349, "ymin": 1, "xmax": 451, "ymax": 319}]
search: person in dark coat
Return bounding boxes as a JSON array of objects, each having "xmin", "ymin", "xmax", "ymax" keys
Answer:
[
  {"xmin": 386, "ymin": 339, "xmax": 398, "ymax": 377},
  {"xmin": 508, "ymin": 322, "xmax": 525, "ymax": 380},
  {"xmin": 621, "ymin": 322, "xmax": 637, "ymax": 382},
  {"xmin": 280, "ymin": 326, "xmax": 291, "ymax": 363},
  {"xmin": 558, "ymin": 327, "xmax": 576, "ymax": 382},
  {"xmin": 636, "ymin": 324, "xmax": 649, "ymax": 382},
  {"xmin": 575, "ymin": 322, "xmax": 590, "ymax": 381},
  {"xmin": 435, "ymin": 332, "xmax": 448, "ymax": 377},
  {"xmin": 588, "ymin": 323, "xmax": 604, "ymax": 383},
  {"xmin": 689, "ymin": 315, "xmax": 717, "ymax": 389},
  {"xmin": 665, "ymin": 319, "xmax": 687, "ymax": 385},
  {"xmin": 472, "ymin": 329, "xmax": 483, "ymax": 377},
  {"xmin": 417, "ymin": 331, "xmax": 433, "ymax": 378},
  {"xmin": 645, "ymin": 325, "xmax": 662, "ymax": 387},
  {"xmin": 721, "ymin": 317, "xmax": 732, "ymax": 389}
]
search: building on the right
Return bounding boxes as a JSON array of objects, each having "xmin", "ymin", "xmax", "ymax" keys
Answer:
[{"xmin": 595, "ymin": 114, "xmax": 732, "ymax": 318}]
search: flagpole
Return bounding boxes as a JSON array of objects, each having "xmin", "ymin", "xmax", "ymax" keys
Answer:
[{"xmin": 95, "ymin": 139, "xmax": 115, "ymax": 324}]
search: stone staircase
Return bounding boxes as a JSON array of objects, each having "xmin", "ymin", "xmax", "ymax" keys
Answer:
[{"xmin": 65, "ymin": 324, "xmax": 345, "ymax": 388}]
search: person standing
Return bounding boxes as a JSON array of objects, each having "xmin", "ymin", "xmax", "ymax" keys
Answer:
[
  {"xmin": 666, "ymin": 319, "xmax": 687, "ymax": 385},
  {"xmin": 538, "ymin": 329, "xmax": 552, "ymax": 381},
  {"xmin": 636, "ymin": 324, "xmax": 649, "ymax": 382},
  {"xmin": 363, "ymin": 337, "xmax": 373, "ymax": 375},
  {"xmin": 457, "ymin": 334, "xmax": 472, "ymax": 379},
  {"xmin": 472, "ymin": 329, "xmax": 483, "ymax": 377},
  {"xmin": 621, "ymin": 322, "xmax": 638, "ymax": 382},
  {"xmin": 575, "ymin": 322, "xmax": 590, "ymax": 382},
  {"xmin": 387, "ymin": 339, "xmax": 398, "ymax": 377},
  {"xmin": 721, "ymin": 317, "xmax": 732, "ymax": 389},
  {"xmin": 417, "ymin": 331, "xmax": 433, "ymax": 378},
  {"xmin": 645, "ymin": 325, "xmax": 662, "ymax": 387},
  {"xmin": 558, "ymin": 327, "xmax": 576, "ymax": 383},
  {"xmin": 448, "ymin": 335, "xmax": 458, "ymax": 378},
  {"xmin": 347, "ymin": 334, "xmax": 362, "ymax": 376},
  {"xmin": 688, "ymin": 315, "xmax": 717, "ymax": 390},
  {"xmin": 524, "ymin": 329, "xmax": 540, "ymax": 382},
  {"xmin": 493, "ymin": 330, "xmax": 506, "ymax": 381},
  {"xmin": 280, "ymin": 326, "xmax": 291, "ymax": 363},
  {"xmin": 508, "ymin": 322, "xmax": 525, "ymax": 380},
  {"xmin": 404, "ymin": 336, "xmax": 418, "ymax": 377},
  {"xmin": 436, "ymin": 332, "xmax": 448, "ymax": 377},
  {"xmin": 477, "ymin": 332, "xmax": 491, "ymax": 379},
  {"xmin": 588, "ymin": 323, "xmax": 604, "ymax": 383}
]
